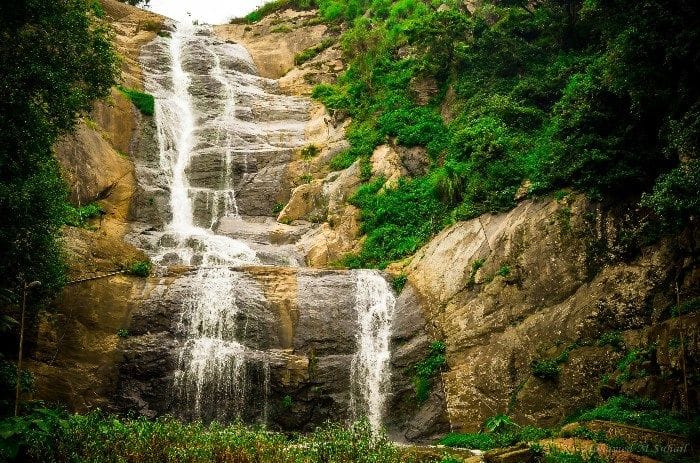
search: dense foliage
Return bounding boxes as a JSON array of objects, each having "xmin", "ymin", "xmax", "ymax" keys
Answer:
[
  {"xmin": 251, "ymin": 0, "xmax": 700, "ymax": 268},
  {"xmin": 0, "ymin": 0, "xmax": 118, "ymax": 409},
  {"xmin": 0, "ymin": 410, "xmax": 455, "ymax": 463},
  {"xmin": 571, "ymin": 395, "xmax": 700, "ymax": 437}
]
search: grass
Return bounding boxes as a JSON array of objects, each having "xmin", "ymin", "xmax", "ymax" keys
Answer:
[
  {"xmin": 117, "ymin": 86, "xmax": 155, "ymax": 116},
  {"xmin": 0, "ymin": 410, "xmax": 450, "ymax": 463},
  {"xmin": 294, "ymin": 37, "xmax": 335, "ymax": 65},
  {"xmin": 300, "ymin": 144, "xmax": 320, "ymax": 159},
  {"xmin": 391, "ymin": 273, "xmax": 407, "ymax": 293},
  {"xmin": 571, "ymin": 396, "xmax": 699, "ymax": 437},
  {"xmin": 235, "ymin": 0, "xmax": 316, "ymax": 24},
  {"xmin": 439, "ymin": 421, "xmax": 551, "ymax": 451}
]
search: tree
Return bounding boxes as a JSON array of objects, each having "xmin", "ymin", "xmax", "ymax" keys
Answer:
[{"xmin": 0, "ymin": 0, "xmax": 118, "ymax": 301}]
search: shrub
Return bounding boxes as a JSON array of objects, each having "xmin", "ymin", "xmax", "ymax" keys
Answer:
[
  {"xmin": 272, "ymin": 202, "xmax": 285, "ymax": 214},
  {"xmin": 64, "ymin": 202, "xmax": 103, "ymax": 227},
  {"xmin": 0, "ymin": 411, "xmax": 442, "ymax": 463},
  {"xmin": 596, "ymin": 331, "xmax": 624, "ymax": 350},
  {"xmin": 414, "ymin": 340, "xmax": 446, "ymax": 402},
  {"xmin": 126, "ymin": 260, "xmax": 152, "ymax": 277},
  {"xmin": 300, "ymin": 144, "xmax": 320, "ymax": 159},
  {"xmin": 531, "ymin": 358, "xmax": 561, "ymax": 381},
  {"xmin": 573, "ymin": 396, "xmax": 699, "ymax": 437},
  {"xmin": 391, "ymin": 273, "xmax": 407, "ymax": 293},
  {"xmin": 117, "ymin": 86, "xmax": 155, "ymax": 116}
]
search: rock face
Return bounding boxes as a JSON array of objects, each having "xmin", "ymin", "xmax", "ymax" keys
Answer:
[
  {"xmin": 28, "ymin": 0, "xmax": 164, "ymax": 410},
  {"xmin": 117, "ymin": 14, "xmax": 443, "ymax": 439},
  {"xmin": 406, "ymin": 194, "xmax": 699, "ymax": 431}
]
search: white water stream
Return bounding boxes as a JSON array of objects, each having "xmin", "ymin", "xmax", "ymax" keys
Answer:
[
  {"xmin": 142, "ymin": 23, "xmax": 397, "ymax": 430},
  {"xmin": 351, "ymin": 270, "xmax": 397, "ymax": 431}
]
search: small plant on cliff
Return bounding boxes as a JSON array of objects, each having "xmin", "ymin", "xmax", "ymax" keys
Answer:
[
  {"xmin": 294, "ymin": 38, "xmax": 335, "ymax": 65},
  {"xmin": 496, "ymin": 264, "xmax": 511, "ymax": 278},
  {"xmin": 484, "ymin": 414, "xmax": 518, "ymax": 434},
  {"xmin": 596, "ymin": 331, "xmax": 625, "ymax": 351},
  {"xmin": 391, "ymin": 273, "xmax": 407, "ymax": 293},
  {"xmin": 414, "ymin": 340, "xmax": 446, "ymax": 402},
  {"xmin": 300, "ymin": 144, "xmax": 320, "ymax": 159},
  {"xmin": 281, "ymin": 395, "xmax": 293, "ymax": 409},
  {"xmin": 116, "ymin": 329, "xmax": 129, "ymax": 338},
  {"xmin": 531, "ymin": 358, "xmax": 561, "ymax": 381},
  {"xmin": 65, "ymin": 202, "xmax": 103, "ymax": 227},
  {"xmin": 117, "ymin": 86, "xmax": 155, "ymax": 116},
  {"xmin": 126, "ymin": 260, "xmax": 152, "ymax": 277},
  {"xmin": 272, "ymin": 202, "xmax": 285, "ymax": 214}
]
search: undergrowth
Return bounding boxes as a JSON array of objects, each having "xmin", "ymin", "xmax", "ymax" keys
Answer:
[{"xmin": 0, "ymin": 410, "xmax": 449, "ymax": 463}]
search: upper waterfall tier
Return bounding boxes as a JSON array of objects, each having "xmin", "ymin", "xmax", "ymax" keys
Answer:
[{"xmin": 134, "ymin": 24, "xmax": 309, "ymax": 247}]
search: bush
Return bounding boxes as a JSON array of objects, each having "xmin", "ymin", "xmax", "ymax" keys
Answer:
[
  {"xmin": 573, "ymin": 396, "xmax": 699, "ymax": 437},
  {"xmin": 439, "ymin": 419, "xmax": 551, "ymax": 451},
  {"xmin": 300, "ymin": 144, "xmax": 321, "ymax": 159},
  {"xmin": 117, "ymin": 86, "xmax": 155, "ymax": 116},
  {"xmin": 414, "ymin": 340, "xmax": 446, "ymax": 402},
  {"xmin": 531, "ymin": 358, "xmax": 561, "ymax": 381},
  {"xmin": 0, "ymin": 410, "xmax": 449, "ymax": 463},
  {"xmin": 238, "ymin": 0, "xmax": 317, "ymax": 23},
  {"xmin": 64, "ymin": 202, "xmax": 103, "ymax": 227},
  {"xmin": 391, "ymin": 274, "xmax": 407, "ymax": 293},
  {"xmin": 126, "ymin": 260, "xmax": 152, "ymax": 277}
]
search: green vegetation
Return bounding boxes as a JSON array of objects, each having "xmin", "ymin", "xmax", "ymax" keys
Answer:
[
  {"xmin": 440, "ymin": 414, "xmax": 551, "ymax": 450},
  {"xmin": 671, "ymin": 296, "xmax": 700, "ymax": 317},
  {"xmin": 496, "ymin": 264, "xmax": 511, "ymax": 278},
  {"xmin": 272, "ymin": 202, "xmax": 286, "ymax": 214},
  {"xmin": 64, "ymin": 202, "xmax": 103, "ymax": 227},
  {"xmin": 439, "ymin": 399, "xmax": 699, "ymax": 461},
  {"xmin": 298, "ymin": 173, "xmax": 314, "ymax": 184},
  {"xmin": 235, "ymin": 0, "xmax": 316, "ymax": 24},
  {"xmin": 294, "ymin": 37, "xmax": 335, "ymax": 65},
  {"xmin": 271, "ymin": 24, "xmax": 293, "ymax": 33},
  {"xmin": 126, "ymin": 260, "xmax": 152, "ymax": 277},
  {"xmin": 572, "ymin": 395, "xmax": 699, "ymax": 437},
  {"xmin": 236, "ymin": 0, "xmax": 700, "ymax": 269},
  {"xmin": 0, "ymin": 0, "xmax": 118, "ymax": 403},
  {"xmin": 116, "ymin": 329, "xmax": 129, "ymax": 338},
  {"xmin": 595, "ymin": 331, "xmax": 625, "ymax": 351},
  {"xmin": 414, "ymin": 340, "xmax": 446, "ymax": 402},
  {"xmin": 300, "ymin": 144, "xmax": 321, "ymax": 159},
  {"xmin": 0, "ymin": 410, "xmax": 451, "ymax": 463},
  {"xmin": 118, "ymin": 86, "xmax": 155, "ymax": 116},
  {"xmin": 531, "ymin": 344, "xmax": 577, "ymax": 381},
  {"xmin": 391, "ymin": 273, "xmax": 407, "ymax": 293},
  {"xmin": 614, "ymin": 346, "xmax": 655, "ymax": 384}
]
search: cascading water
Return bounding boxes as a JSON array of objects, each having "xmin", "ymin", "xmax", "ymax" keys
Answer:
[
  {"xmin": 350, "ymin": 270, "xmax": 397, "ymax": 432},
  {"xmin": 139, "ymin": 21, "xmax": 399, "ymax": 430},
  {"xmin": 142, "ymin": 22, "xmax": 285, "ymax": 422}
]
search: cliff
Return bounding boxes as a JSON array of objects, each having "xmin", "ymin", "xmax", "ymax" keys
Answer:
[{"xmin": 27, "ymin": 2, "xmax": 698, "ymax": 446}]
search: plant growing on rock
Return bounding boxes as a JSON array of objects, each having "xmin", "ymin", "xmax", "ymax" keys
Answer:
[
  {"xmin": 414, "ymin": 340, "xmax": 446, "ymax": 402},
  {"xmin": 126, "ymin": 260, "xmax": 152, "ymax": 277}
]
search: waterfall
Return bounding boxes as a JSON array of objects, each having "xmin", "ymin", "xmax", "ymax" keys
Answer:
[
  {"xmin": 143, "ymin": 23, "xmax": 274, "ymax": 422},
  {"xmin": 351, "ymin": 270, "xmax": 397, "ymax": 432},
  {"xmin": 140, "ymin": 21, "xmax": 398, "ymax": 430}
]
